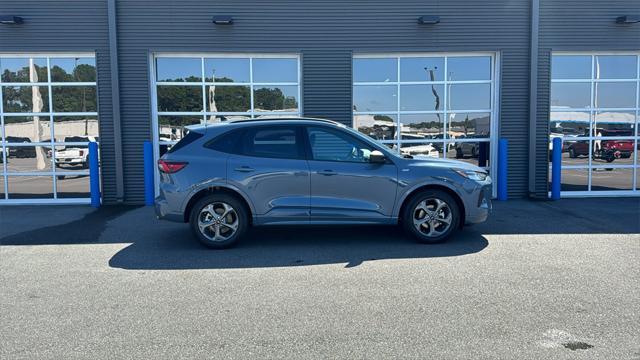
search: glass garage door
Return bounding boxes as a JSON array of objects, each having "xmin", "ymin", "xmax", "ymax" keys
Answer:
[
  {"xmin": 352, "ymin": 53, "xmax": 498, "ymax": 194},
  {"xmin": 0, "ymin": 54, "xmax": 99, "ymax": 204},
  {"xmin": 550, "ymin": 53, "xmax": 639, "ymax": 196},
  {"xmin": 151, "ymin": 53, "xmax": 301, "ymax": 155}
]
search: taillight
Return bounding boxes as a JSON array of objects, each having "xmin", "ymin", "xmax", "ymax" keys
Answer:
[
  {"xmin": 158, "ymin": 159, "xmax": 188, "ymax": 173},
  {"xmin": 78, "ymin": 150, "xmax": 84, "ymax": 156}
]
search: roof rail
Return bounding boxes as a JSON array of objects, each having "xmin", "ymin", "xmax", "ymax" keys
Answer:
[{"xmin": 226, "ymin": 117, "xmax": 343, "ymax": 126}]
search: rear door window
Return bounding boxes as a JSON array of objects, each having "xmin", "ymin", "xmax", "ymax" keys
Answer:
[{"xmin": 239, "ymin": 126, "xmax": 304, "ymax": 160}]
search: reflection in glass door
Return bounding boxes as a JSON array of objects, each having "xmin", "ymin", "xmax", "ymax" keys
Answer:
[
  {"xmin": 550, "ymin": 53, "xmax": 639, "ymax": 196},
  {"xmin": 352, "ymin": 53, "xmax": 498, "ymax": 196},
  {"xmin": 150, "ymin": 53, "xmax": 301, "ymax": 195},
  {"xmin": 151, "ymin": 53, "xmax": 301, "ymax": 156},
  {"xmin": 0, "ymin": 54, "xmax": 99, "ymax": 203}
]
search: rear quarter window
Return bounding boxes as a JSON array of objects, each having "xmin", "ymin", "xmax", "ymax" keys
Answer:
[
  {"xmin": 205, "ymin": 129, "xmax": 245, "ymax": 154},
  {"xmin": 167, "ymin": 130, "xmax": 204, "ymax": 153}
]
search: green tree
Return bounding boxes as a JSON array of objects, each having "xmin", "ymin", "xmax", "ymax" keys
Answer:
[{"xmin": 254, "ymin": 87, "xmax": 297, "ymax": 111}]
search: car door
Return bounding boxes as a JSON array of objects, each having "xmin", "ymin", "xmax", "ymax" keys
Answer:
[
  {"xmin": 226, "ymin": 125, "xmax": 310, "ymax": 224},
  {"xmin": 304, "ymin": 125, "xmax": 398, "ymax": 222}
]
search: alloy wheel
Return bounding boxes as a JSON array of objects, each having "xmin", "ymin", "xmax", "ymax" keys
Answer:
[
  {"xmin": 197, "ymin": 202, "xmax": 239, "ymax": 242},
  {"xmin": 412, "ymin": 198, "xmax": 453, "ymax": 238}
]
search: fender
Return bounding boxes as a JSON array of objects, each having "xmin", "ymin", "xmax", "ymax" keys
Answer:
[
  {"xmin": 180, "ymin": 179, "xmax": 257, "ymax": 220},
  {"xmin": 392, "ymin": 176, "xmax": 467, "ymax": 219}
]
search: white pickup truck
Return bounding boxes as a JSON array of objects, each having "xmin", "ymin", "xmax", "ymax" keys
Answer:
[{"xmin": 53, "ymin": 136, "xmax": 98, "ymax": 178}]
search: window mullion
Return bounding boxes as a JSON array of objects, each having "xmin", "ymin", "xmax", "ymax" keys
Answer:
[
  {"xmin": 396, "ymin": 57, "xmax": 401, "ymax": 153},
  {"xmin": 201, "ymin": 57, "xmax": 206, "ymax": 124},
  {"xmin": 443, "ymin": 56, "xmax": 449, "ymax": 159},
  {"xmin": 0, "ymin": 65, "xmax": 7, "ymax": 199},
  {"xmin": 249, "ymin": 58, "xmax": 255, "ymax": 118}
]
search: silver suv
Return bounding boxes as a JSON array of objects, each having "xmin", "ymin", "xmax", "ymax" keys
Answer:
[{"xmin": 155, "ymin": 118, "xmax": 492, "ymax": 248}]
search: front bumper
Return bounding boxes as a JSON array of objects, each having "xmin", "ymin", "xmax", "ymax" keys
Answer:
[{"xmin": 465, "ymin": 183, "xmax": 492, "ymax": 225}]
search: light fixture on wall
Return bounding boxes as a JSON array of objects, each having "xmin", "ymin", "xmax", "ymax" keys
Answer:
[
  {"xmin": 0, "ymin": 16, "xmax": 24, "ymax": 25},
  {"xmin": 418, "ymin": 16, "xmax": 440, "ymax": 25},
  {"xmin": 616, "ymin": 15, "xmax": 639, "ymax": 24},
  {"xmin": 212, "ymin": 15, "xmax": 233, "ymax": 25}
]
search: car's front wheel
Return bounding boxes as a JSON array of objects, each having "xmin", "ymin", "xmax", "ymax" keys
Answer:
[
  {"xmin": 189, "ymin": 194, "xmax": 248, "ymax": 249},
  {"xmin": 403, "ymin": 190, "xmax": 460, "ymax": 244}
]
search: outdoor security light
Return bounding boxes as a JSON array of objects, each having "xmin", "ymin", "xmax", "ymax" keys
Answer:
[
  {"xmin": 418, "ymin": 16, "xmax": 440, "ymax": 25},
  {"xmin": 616, "ymin": 15, "xmax": 640, "ymax": 24},
  {"xmin": 0, "ymin": 16, "xmax": 24, "ymax": 25},
  {"xmin": 212, "ymin": 15, "xmax": 233, "ymax": 25}
]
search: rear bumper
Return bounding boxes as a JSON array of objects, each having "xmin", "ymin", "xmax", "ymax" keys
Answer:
[
  {"xmin": 55, "ymin": 158, "xmax": 84, "ymax": 165},
  {"xmin": 154, "ymin": 197, "xmax": 183, "ymax": 222}
]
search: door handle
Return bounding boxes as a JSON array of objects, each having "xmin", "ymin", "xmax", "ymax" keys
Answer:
[
  {"xmin": 234, "ymin": 166, "xmax": 255, "ymax": 173},
  {"xmin": 317, "ymin": 169, "xmax": 337, "ymax": 176}
]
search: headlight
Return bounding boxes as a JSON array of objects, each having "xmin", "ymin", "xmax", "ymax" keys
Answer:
[{"xmin": 454, "ymin": 169, "xmax": 488, "ymax": 181}]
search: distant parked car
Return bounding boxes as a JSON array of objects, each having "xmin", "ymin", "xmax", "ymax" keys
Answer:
[
  {"xmin": 401, "ymin": 143, "xmax": 439, "ymax": 157},
  {"xmin": 54, "ymin": 136, "xmax": 98, "ymax": 179},
  {"xmin": 565, "ymin": 129, "xmax": 633, "ymax": 163},
  {"xmin": 155, "ymin": 118, "xmax": 492, "ymax": 249},
  {"xmin": 5, "ymin": 137, "xmax": 36, "ymax": 158},
  {"xmin": 455, "ymin": 137, "xmax": 484, "ymax": 159}
]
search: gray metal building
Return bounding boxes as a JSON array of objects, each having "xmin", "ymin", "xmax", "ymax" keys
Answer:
[{"xmin": 0, "ymin": 0, "xmax": 638, "ymax": 205}]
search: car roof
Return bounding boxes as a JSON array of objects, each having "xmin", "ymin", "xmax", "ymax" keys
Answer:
[{"xmin": 186, "ymin": 117, "xmax": 345, "ymax": 132}]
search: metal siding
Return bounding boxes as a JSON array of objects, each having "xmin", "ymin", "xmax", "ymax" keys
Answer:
[
  {"xmin": 116, "ymin": 0, "xmax": 532, "ymax": 202},
  {"xmin": 0, "ymin": 0, "xmax": 117, "ymax": 203},
  {"xmin": 534, "ymin": 0, "xmax": 640, "ymax": 198},
  {"xmin": 302, "ymin": 50, "xmax": 352, "ymax": 126}
]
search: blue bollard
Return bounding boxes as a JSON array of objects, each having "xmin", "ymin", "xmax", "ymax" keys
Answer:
[
  {"xmin": 144, "ymin": 141, "xmax": 154, "ymax": 206},
  {"xmin": 551, "ymin": 137, "xmax": 562, "ymax": 200},
  {"xmin": 89, "ymin": 141, "xmax": 101, "ymax": 208},
  {"xmin": 497, "ymin": 138, "xmax": 508, "ymax": 201}
]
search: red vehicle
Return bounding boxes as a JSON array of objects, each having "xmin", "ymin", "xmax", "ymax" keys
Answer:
[{"xmin": 566, "ymin": 129, "xmax": 634, "ymax": 162}]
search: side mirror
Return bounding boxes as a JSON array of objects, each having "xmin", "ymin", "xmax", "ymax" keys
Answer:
[{"xmin": 369, "ymin": 150, "xmax": 386, "ymax": 164}]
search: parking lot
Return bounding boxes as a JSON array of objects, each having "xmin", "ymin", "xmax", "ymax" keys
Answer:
[{"xmin": 1, "ymin": 198, "xmax": 639, "ymax": 359}]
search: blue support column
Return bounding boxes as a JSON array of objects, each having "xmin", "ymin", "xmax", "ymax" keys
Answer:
[
  {"xmin": 89, "ymin": 141, "xmax": 101, "ymax": 208},
  {"xmin": 551, "ymin": 137, "xmax": 562, "ymax": 200},
  {"xmin": 144, "ymin": 141, "xmax": 154, "ymax": 206},
  {"xmin": 497, "ymin": 138, "xmax": 508, "ymax": 201}
]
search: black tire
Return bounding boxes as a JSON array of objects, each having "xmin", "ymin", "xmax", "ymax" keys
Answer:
[
  {"xmin": 569, "ymin": 148, "xmax": 576, "ymax": 158},
  {"xmin": 605, "ymin": 152, "xmax": 615, "ymax": 163},
  {"xmin": 455, "ymin": 148, "xmax": 463, "ymax": 159},
  {"xmin": 189, "ymin": 193, "xmax": 248, "ymax": 249},
  {"xmin": 402, "ymin": 190, "xmax": 460, "ymax": 244},
  {"xmin": 57, "ymin": 175, "xmax": 65, "ymax": 180}
]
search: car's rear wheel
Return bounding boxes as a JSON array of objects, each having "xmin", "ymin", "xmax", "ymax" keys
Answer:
[
  {"xmin": 189, "ymin": 194, "xmax": 248, "ymax": 249},
  {"xmin": 403, "ymin": 190, "xmax": 460, "ymax": 244}
]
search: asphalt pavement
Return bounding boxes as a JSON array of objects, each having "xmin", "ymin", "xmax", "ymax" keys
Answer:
[{"xmin": 1, "ymin": 198, "xmax": 639, "ymax": 359}]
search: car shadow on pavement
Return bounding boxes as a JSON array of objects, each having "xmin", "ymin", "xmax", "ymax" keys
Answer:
[
  {"xmin": 107, "ymin": 225, "xmax": 489, "ymax": 270},
  {"xmin": 1, "ymin": 197, "xmax": 637, "ymax": 270},
  {"xmin": 0, "ymin": 205, "xmax": 488, "ymax": 269}
]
